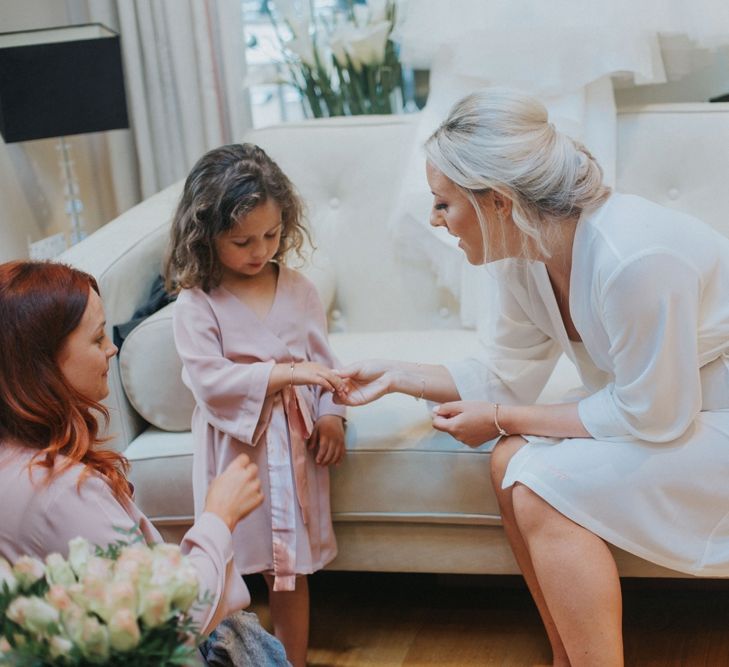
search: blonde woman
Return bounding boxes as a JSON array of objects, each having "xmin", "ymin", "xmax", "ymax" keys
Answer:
[{"xmin": 337, "ymin": 88, "xmax": 729, "ymax": 666}]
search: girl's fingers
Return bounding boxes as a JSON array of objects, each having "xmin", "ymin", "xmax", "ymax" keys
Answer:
[
  {"xmin": 433, "ymin": 402, "xmax": 462, "ymax": 417},
  {"xmin": 315, "ymin": 374, "xmax": 337, "ymax": 394},
  {"xmin": 334, "ymin": 365, "xmax": 359, "ymax": 378}
]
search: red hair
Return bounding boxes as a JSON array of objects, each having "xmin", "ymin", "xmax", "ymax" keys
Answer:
[{"xmin": 0, "ymin": 261, "xmax": 130, "ymax": 500}]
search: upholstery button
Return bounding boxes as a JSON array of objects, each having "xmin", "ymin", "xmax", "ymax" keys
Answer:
[
  {"xmin": 329, "ymin": 197, "xmax": 340, "ymax": 209},
  {"xmin": 668, "ymin": 188, "xmax": 680, "ymax": 200},
  {"xmin": 439, "ymin": 307, "xmax": 450, "ymax": 318}
]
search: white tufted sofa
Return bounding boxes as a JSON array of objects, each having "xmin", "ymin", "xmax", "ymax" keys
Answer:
[{"xmin": 60, "ymin": 102, "xmax": 729, "ymax": 578}]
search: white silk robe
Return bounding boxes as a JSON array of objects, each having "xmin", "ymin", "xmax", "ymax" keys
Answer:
[
  {"xmin": 446, "ymin": 193, "xmax": 729, "ymax": 576},
  {"xmin": 173, "ymin": 266, "xmax": 345, "ymax": 591}
]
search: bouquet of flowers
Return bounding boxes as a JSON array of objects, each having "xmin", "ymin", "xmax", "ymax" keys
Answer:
[
  {"xmin": 262, "ymin": 0, "xmax": 403, "ymax": 117},
  {"xmin": 0, "ymin": 529, "xmax": 206, "ymax": 666}
]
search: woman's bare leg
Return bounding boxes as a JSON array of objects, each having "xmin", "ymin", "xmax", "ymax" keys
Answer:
[
  {"xmin": 491, "ymin": 436, "xmax": 571, "ymax": 666},
  {"xmin": 512, "ymin": 484, "xmax": 623, "ymax": 667},
  {"xmin": 263, "ymin": 573, "xmax": 309, "ymax": 667}
]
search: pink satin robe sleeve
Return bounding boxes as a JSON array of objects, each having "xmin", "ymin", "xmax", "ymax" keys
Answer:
[
  {"xmin": 0, "ymin": 443, "xmax": 249, "ymax": 635},
  {"xmin": 173, "ymin": 291, "xmax": 276, "ymax": 445}
]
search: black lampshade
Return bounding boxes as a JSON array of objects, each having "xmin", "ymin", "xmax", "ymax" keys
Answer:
[{"xmin": 0, "ymin": 24, "xmax": 129, "ymax": 143}]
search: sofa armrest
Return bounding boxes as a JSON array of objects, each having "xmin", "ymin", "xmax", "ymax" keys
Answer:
[{"xmin": 58, "ymin": 181, "xmax": 184, "ymax": 452}]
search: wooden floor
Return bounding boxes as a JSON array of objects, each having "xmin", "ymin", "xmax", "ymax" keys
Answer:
[{"xmin": 247, "ymin": 572, "xmax": 729, "ymax": 666}]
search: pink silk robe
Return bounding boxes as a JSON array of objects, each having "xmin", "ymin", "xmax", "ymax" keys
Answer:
[
  {"xmin": 173, "ymin": 266, "xmax": 346, "ymax": 592},
  {"xmin": 0, "ymin": 440, "xmax": 249, "ymax": 635}
]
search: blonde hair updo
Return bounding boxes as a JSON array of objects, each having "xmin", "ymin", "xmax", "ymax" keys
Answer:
[{"xmin": 425, "ymin": 87, "xmax": 611, "ymax": 258}]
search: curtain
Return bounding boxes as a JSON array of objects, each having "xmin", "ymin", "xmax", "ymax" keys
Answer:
[{"xmin": 85, "ymin": 0, "xmax": 251, "ymax": 201}]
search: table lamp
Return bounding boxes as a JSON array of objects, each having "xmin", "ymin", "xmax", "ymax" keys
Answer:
[{"xmin": 0, "ymin": 23, "xmax": 129, "ymax": 247}]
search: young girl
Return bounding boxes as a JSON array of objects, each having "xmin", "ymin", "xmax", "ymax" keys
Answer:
[{"xmin": 165, "ymin": 143, "xmax": 346, "ymax": 667}]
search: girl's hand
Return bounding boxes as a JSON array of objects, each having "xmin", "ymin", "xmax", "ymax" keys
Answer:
[
  {"xmin": 204, "ymin": 453, "xmax": 264, "ymax": 532},
  {"xmin": 431, "ymin": 401, "xmax": 500, "ymax": 448},
  {"xmin": 334, "ymin": 360, "xmax": 396, "ymax": 406},
  {"xmin": 309, "ymin": 415, "xmax": 346, "ymax": 466},
  {"xmin": 292, "ymin": 361, "xmax": 345, "ymax": 395}
]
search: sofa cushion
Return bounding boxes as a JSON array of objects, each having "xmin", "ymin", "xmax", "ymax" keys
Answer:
[
  {"xmin": 119, "ymin": 303, "xmax": 194, "ymax": 432},
  {"xmin": 125, "ymin": 328, "xmax": 582, "ymax": 525}
]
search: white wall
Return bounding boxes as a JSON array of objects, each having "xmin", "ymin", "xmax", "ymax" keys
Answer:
[{"xmin": 0, "ymin": 0, "xmax": 138, "ymax": 262}]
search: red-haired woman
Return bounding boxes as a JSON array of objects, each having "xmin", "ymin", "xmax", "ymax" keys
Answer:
[{"xmin": 0, "ymin": 260, "xmax": 263, "ymax": 638}]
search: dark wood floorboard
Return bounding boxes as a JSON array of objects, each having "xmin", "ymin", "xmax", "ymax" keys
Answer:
[{"xmin": 247, "ymin": 573, "xmax": 729, "ymax": 666}]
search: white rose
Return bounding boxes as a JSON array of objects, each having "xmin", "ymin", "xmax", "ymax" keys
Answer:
[
  {"xmin": 168, "ymin": 563, "xmax": 199, "ymax": 612},
  {"xmin": 81, "ymin": 571, "xmax": 111, "ymax": 621},
  {"xmin": 48, "ymin": 635, "xmax": 73, "ymax": 659},
  {"xmin": 45, "ymin": 553, "xmax": 76, "ymax": 587},
  {"xmin": 84, "ymin": 556, "xmax": 112, "ymax": 581},
  {"xmin": 78, "ymin": 615, "xmax": 109, "ymax": 662},
  {"xmin": 12, "ymin": 556, "xmax": 45, "ymax": 590},
  {"xmin": 7, "ymin": 596, "xmax": 60, "ymax": 637},
  {"xmin": 61, "ymin": 605, "xmax": 86, "ymax": 645},
  {"xmin": 152, "ymin": 543, "xmax": 182, "ymax": 568},
  {"xmin": 116, "ymin": 545, "xmax": 153, "ymax": 580},
  {"xmin": 67, "ymin": 537, "xmax": 92, "ymax": 578},
  {"xmin": 107, "ymin": 579, "xmax": 137, "ymax": 616},
  {"xmin": 66, "ymin": 582, "xmax": 86, "ymax": 609},
  {"xmin": 0, "ymin": 557, "xmax": 17, "ymax": 594},
  {"xmin": 108, "ymin": 608, "xmax": 141, "ymax": 652},
  {"xmin": 140, "ymin": 587, "xmax": 171, "ymax": 628}
]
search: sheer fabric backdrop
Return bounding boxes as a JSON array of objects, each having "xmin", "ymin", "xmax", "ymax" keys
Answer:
[{"xmin": 390, "ymin": 0, "xmax": 729, "ymax": 328}]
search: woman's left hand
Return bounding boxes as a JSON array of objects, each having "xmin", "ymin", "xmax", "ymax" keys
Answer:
[
  {"xmin": 431, "ymin": 401, "xmax": 500, "ymax": 448},
  {"xmin": 309, "ymin": 415, "xmax": 346, "ymax": 466}
]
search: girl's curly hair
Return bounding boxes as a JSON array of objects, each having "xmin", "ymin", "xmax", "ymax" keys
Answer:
[{"xmin": 164, "ymin": 143, "xmax": 310, "ymax": 292}]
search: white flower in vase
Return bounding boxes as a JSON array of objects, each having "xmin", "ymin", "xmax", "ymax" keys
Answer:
[
  {"xmin": 367, "ymin": 0, "xmax": 390, "ymax": 24},
  {"xmin": 347, "ymin": 21, "xmax": 392, "ymax": 67}
]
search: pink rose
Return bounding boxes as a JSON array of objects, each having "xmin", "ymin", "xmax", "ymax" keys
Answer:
[{"xmin": 108, "ymin": 608, "xmax": 141, "ymax": 651}]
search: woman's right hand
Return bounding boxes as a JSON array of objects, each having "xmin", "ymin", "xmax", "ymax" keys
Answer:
[
  {"xmin": 204, "ymin": 453, "xmax": 264, "ymax": 532},
  {"xmin": 334, "ymin": 360, "xmax": 396, "ymax": 406}
]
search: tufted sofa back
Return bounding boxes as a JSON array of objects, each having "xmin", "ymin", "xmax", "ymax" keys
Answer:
[{"xmin": 59, "ymin": 104, "xmax": 729, "ymax": 452}]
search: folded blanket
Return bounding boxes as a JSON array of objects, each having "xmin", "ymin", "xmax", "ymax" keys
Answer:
[{"xmin": 199, "ymin": 611, "xmax": 290, "ymax": 666}]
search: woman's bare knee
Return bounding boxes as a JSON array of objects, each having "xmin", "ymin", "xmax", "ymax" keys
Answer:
[
  {"xmin": 511, "ymin": 483, "xmax": 556, "ymax": 537},
  {"xmin": 490, "ymin": 434, "xmax": 527, "ymax": 488}
]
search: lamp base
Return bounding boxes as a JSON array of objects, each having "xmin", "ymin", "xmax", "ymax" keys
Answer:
[{"xmin": 57, "ymin": 136, "xmax": 86, "ymax": 245}]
